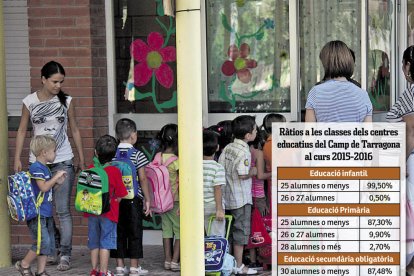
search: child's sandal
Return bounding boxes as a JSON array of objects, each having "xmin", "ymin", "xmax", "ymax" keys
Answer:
[
  {"xmin": 164, "ymin": 261, "xmax": 171, "ymax": 270},
  {"xmin": 15, "ymin": 261, "xmax": 33, "ymax": 276},
  {"xmin": 170, "ymin": 262, "xmax": 180, "ymax": 272}
]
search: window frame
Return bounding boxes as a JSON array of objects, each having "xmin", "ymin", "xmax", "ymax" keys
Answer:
[{"xmin": 105, "ymin": 0, "xmax": 405, "ymax": 128}]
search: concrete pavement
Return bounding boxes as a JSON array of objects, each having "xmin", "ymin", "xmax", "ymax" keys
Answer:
[{"xmin": 1, "ymin": 246, "xmax": 272, "ymax": 275}]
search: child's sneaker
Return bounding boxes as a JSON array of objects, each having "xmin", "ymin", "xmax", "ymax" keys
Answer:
[
  {"xmin": 129, "ymin": 266, "xmax": 148, "ymax": 275},
  {"xmin": 249, "ymin": 261, "xmax": 263, "ymax": 271},
  {"xmin": 235, "ymin": 264, "xmax": 257, "ymax": 275},
  {"xmin": 115, "ymin": 266, "xmax": 128, "ymax": 276},
  {"xmin": 99, "ymin": 272, "xmax": 114, "ymax": 276},
  {"xmin": 90, "ymin": 269, "xmax": 99, "ymax": 276}
]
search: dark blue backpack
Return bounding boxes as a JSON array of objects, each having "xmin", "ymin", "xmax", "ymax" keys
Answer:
[
  {"xmin": 111, "ymin": 148, "xmax": 139, "ymax": 199},
  {"xmin": 205, "ymin": 215, "xmax": 236, "ymax": 276}
]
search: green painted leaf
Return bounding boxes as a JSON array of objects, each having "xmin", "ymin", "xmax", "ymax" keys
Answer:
[
  {"xmin": 221, "ymin": 13, "xmax": 233, "ymax": 32},
  {"xmin": 134, "ymin": 90, "xmax": 152, "ymax": 100},
  {"xmin": 256, "ymin": 30, "xmax": 265, "ymax": 40},
  {"xmin": 141, "ymin": 146, "xmax": 153, "ymax": 160},
  {"xmin": 158, "ymin": 91, "xmax": 177, "ymax": 109},
  {"xmin": 156, "ymin": 0, "xmax": 165, "ymax": 16}
]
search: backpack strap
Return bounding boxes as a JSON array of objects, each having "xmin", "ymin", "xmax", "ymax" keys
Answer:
[
  {"xmin": 35, "ymin": 192, "xmax": 45, "ymax": 255},
  {"xmin": 159, "ymin": 153, "xmax": 179, "ymax": 194},
  {"xmin": 161, "ymin": 153, "xmax": 178, "ymax": 167},
  {"xmin": 153, "ymin": 152, "xmax": 163, "ymax": 164},
  {"xmin": 93, "ymin": 156, "xmax": 102, "ymax": 168}
]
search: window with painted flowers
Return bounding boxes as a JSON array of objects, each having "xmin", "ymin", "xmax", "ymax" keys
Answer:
[
  {"xmin": 114, "ymin": 0, "xmax": 177, "ymax": 114},
  {"xmin": 206, "ymin": 0, "xmax": 291, "ymax": 113}
]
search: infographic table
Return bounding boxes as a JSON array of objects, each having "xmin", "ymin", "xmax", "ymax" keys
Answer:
[
  {"xmin": 272, "ymin": 123, "xmax": 406, "ymax": 276},
  {"xmin": 276, "ymin": 167, "xmax": 400, "ymax": 275}
]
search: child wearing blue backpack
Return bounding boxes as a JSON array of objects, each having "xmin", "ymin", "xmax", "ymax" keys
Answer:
[
  {"xmin": 15, "ymin": 135, "xmax": 67, "ymax": 276},
  {"xmin": 110, "ymin": 118, "xmax": 152, "ymax": 276}
]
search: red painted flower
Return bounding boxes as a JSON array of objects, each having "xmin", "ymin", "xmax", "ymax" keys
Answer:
[
  {"xmin": 131, "ymin": 32, "xmax": 176, "ymax": 88},
  {"xmin": 221, "ymin": 43, "xmax": 257, "ymax": 83}
]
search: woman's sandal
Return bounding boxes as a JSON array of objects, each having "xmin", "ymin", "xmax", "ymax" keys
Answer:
[
  {"xmin": 56, "ymin": 256, "xmax": 70, "ymax": 271},
  {"xmin": 15, "ymin": 261, "xmax": 33, "ymax": 276},
  {"xmin": 35, "ymin": 271, "xmax": 51, "ymax": 276}
]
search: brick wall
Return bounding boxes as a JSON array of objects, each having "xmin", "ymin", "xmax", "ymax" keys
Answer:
[{"xmin": 9, "ymin": 0, "xmax": 107, "ymax": 246}]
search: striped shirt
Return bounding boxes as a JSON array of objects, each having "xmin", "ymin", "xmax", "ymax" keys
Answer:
[
  {"xmin": 117, "ymin": 142, "xmax": 149, "ymax": 199},
  {"xmin": 305, "ymin": 80, "xmax": 373, "ymax": 122},
  {"xmin": 203, "ymin": 160, "xmax": 226, "ymax": 211},
  {"xmin": 386, "ymin": 84, "xmax": 414, "ymax": 122},
  {"xmin": 250, "ymin": 148, "xmax": 265, "ymax": 198},
  {"xmin": 218, "ymin": 138, "xmax": 252, "ymax": 209}
]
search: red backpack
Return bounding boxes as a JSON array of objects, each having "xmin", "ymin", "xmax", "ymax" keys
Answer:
[{"xmin": 145, "ymin": 152, "xmax": 177, "ymax": 213}]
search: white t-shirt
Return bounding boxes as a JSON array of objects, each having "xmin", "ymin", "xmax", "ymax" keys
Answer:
[{"xmin": 23, "ymin": 92, "xmax": 74, "ymax": 163}]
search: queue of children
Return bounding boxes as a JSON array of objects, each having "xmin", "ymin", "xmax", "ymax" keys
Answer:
[
  {"xmin": 203, "ymin": 114, "xmax": 285, "ymax": 275},
  {"xmin": 15, "ymin": 112, "xmax": 285, "ymax": 276}
]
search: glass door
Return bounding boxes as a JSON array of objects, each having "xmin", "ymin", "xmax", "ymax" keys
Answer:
[
  {"xmin": 367, "ymin": 0, "xmax": 393, "ymax": 112},
  {"xmin": 205, "ymin": 0, "xmax": 296, "ymax": 124},
  {"xmin": 298, "ymin": 0, "xmax": 362, "ymax": 115},
  {"xmin": 298, "ymin": 0, "xmax": 395, "ymax": 117}
]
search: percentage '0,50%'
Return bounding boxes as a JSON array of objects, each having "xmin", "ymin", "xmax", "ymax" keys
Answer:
[{"xmin": 368, "ymin": 194, "xmax": 391, "ymax": 202}]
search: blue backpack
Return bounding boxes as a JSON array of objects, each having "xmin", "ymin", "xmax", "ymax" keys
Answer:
[
  {"xmin": 7, "ymin": 171, "xmax": 45, "ymax": 255},
  {"xmin": 7, "ymin": 171, "xmax": 44, "ymax": 222},
  {"xmin": 205, "ymin": 215, "xmax": 236, "ymax": 276},
  {"xmin": 111, "ymin": 148, "xmax": 139, "ymax": 199}
]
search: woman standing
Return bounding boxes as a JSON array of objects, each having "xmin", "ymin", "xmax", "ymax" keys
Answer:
[
  {"xmin": 387, "ymin": 46, "xmax": 414, "ymax": 158},
  {"xmin": 305, "ymin": 40, "xmax": 372, "ymax": 123},
  {"xmin": 386, "ymin": 46, "xmax": 414, "ymax": 274},
  {"xmin": 14, "ymin": 61, "xmax": 85, "ymax": 271}
]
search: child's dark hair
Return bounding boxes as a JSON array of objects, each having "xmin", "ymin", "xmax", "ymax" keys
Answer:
[
  {"xmin": 41, "ymin": 61, "xmax": 68, "ymax": 107},
  {"xmin": 95, "ymin": 135, "xmax": 118, "ymax": 164},
  {"xmin": 115, "ymin": 118, "xmax": 137, "ymax": 141},
  {"xmin": 262, "ymin": 113, "xmax": 286, "ymax": 135},
  {"xmin": 207, "ymin": 121, "xmax": 232, "ymax": 152},
  {"xmin": 231, "ymin": 115, "xmax": 256, "ymax": 140},
  {"xmin": 248, "ymin": 126, "xmax": 266, "ymax": 150},
  {"xmin": 403, "ymin": 46, "xmax": 414, "ymax": 80},
  {"xmin": 157, "ymin": 124, "xmax": 178, "ymax": 155},
  {"xmin": 203, "ymin": 130, "xmax": 219, "ymax": 156},
  {"xmin": 217, "ymin": 120, "xmax": 233, "ymax": 148}
]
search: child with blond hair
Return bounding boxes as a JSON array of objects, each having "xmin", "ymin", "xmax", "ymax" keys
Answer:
[{"xmin": 15, "ymin": 135, "xmax": 66, "ymax": 276}]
